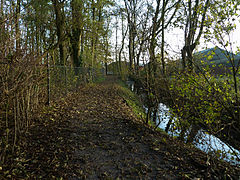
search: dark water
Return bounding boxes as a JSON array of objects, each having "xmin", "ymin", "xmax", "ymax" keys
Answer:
[{"xmin": 126, "ymin": 80, "xmax": 240, "ymax": 165}]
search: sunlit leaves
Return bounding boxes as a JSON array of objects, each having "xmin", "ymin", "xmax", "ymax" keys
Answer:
[{"xmin": 168, "ymin": 68, "xmax": 237, "ymax": 140}]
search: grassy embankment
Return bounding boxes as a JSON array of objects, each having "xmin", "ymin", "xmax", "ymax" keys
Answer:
[{"xmin": 115, "ymin": 79, "xmax": 168, "ymax": 134}]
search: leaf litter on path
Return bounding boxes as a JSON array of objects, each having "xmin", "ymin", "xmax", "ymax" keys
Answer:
[{"xmin": 2, "ymin": 76, "xmax": 239, "ymax": 179}]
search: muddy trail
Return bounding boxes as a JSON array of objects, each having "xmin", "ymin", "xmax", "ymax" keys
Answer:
[{"xmin": 2, "ymin": 76, "xmax": 240, "ymax": 179}]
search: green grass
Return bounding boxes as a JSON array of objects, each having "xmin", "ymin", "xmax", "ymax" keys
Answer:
[
  {"xmin": 93, "ymin": 76, "xmax": 106, "ymax": 83},
  {"xmin": 116, "ymin": 80, "xmax": 146, "ymax": 121},
  {"xmin": 116, "ymin": 79, "xmax": 170, "ymax": 135}
]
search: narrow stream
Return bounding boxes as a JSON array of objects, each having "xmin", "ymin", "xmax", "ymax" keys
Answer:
[{"xmin": 126, "ymin": 80, "xmax": 240, "ymax": 165}]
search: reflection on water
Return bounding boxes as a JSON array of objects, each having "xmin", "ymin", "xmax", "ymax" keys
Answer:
[
  {"xmin": 126, "ymin": 80, "xmax": 240, "ymax": 165},
  {"xmin": 126, "ymin": 80, "xmax": 134, "ymax": 91},
  {"xmin": 157, "ymin": 103, "xmax": 240, "ymax": 165}
]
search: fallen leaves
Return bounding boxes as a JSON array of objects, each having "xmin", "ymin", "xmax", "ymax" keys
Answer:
[{"xmin": 1, "ymin": 76, "xmax": 239, "ymax": 179}]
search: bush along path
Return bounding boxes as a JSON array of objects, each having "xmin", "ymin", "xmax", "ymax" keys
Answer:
[{"xmin": 2, "ymin": 76, "xmax": 240, "ymax": 179}]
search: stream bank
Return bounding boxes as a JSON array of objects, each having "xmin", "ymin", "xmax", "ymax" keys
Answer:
[
  {"xmin": 126, "ymin": 79, "xmax": 240, "ymax": 165},
  {"xmin": 1, "ymin": 76, "xmax": 239, "ymax": 179}
]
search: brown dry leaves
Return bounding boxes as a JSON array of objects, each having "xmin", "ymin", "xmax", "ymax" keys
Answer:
[{"xmin": 1, "ymin": 77, "xmax": 239, "ymax": 179}]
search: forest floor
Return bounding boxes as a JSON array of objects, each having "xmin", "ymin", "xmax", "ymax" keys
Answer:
[{"xmin": 2, "ymin": 76, "xmax": 240, "ymax": 179}]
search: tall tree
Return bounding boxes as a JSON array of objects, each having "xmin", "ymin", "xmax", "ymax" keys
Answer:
[
  {"xmin": 181, "ymin": 0, "xmax": 210, "ymax": 71},
  {"xmin": 0, "ymin": 0, "xmax": 5, "ymax": 45},
  {"xmin": 149, "ymin": 0, "xmax": 161, "ymax": 76},
  {"xmin": 71, "ymin": 0, "xmax": 83, "ymax": 71},
  {"xmin": 118, "ymin": 9, "xmax": 128, "ymax": 76},
  {"xmin": 52, "ymin": 0, "xmax": 67, "ymax": 66},
  {"xmin": 15, "ymin": 0, "xmax": 20, "ymax": 51},
  {"xmin": 149, "ymin": 0, "xmax": 180, "ymax": 75},
  {"xmin": 124, "ymin": 0, "xmax": 137, "ymax": 73}
]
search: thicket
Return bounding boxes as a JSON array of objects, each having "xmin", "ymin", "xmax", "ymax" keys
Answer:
[
  {"xmin": 129, "ymin": 55, "xmax": 240, "ymax": 162},
  {"xmin": 0, "ymin": 0, "xmax": 111, "ymax": 167},
  {"xmin": 0, "ymin": 46, "xmax": 46, "ymax": 164},
  {"xmin": 1, "ymin": 0, "xmax": 240, "ymax": 168},
  {"xmin": 112, "ymin": 0, "xmax": 240, "ymax": 164},
  {"xmin": 168, "ymin": 70, "xmax": 240, "ymax": 144}
]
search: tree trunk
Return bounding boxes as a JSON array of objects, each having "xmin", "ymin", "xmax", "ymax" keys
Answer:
[
  {"xmin": 15, "ymin": 0, "xmax": 21, "ymax": 52},
  {"xmin": 165, "ymin": 118, "xmax": 172, "ymax": 133},
  {"xmin": 118, "ymin": 14, "xmax": 128, "ymax": 77},
  {"xmin": 128, "ymin": 21, "xmax": 133, "ymax": 72},
  {"xmin": 149, "ymin": 0, "xmax": 161, "ymax": 77},
  {"xmin": 0, "ymin": 0, "xmax": 5, "ymax": 45},
  {"xmin": 105, "ymin": 62, "xmax": 108, "ymax": 75},
  {"xmin": 124, "ymin": 0, "xmax": 135, "ymax": 73},
  {"xmin": 186, "ymin": 124, "xmax": 200, "ymax": 144},
  {"xmin": 182, "ymin": 0, "xmax": 210, "ymax": 71},
  {"xmin": 52, "ymin": 0, "xmax": 66, "ymax": 66},
  {"xmin": 152, "ymin": 104, "xmax": 159, "ymax": 124},
  {"xmin": 91, "ymin": 0, "xmax": 96, "ymax": 80},
  {"xmin": 161, "ymin": 0, "xmax": 166, "ymax": 75},
  {"xmin": 71, "ymin": 0, "xmax": 83, "ymax": 75},
  {"xmin": 115, "ymin": 16, "xmax": 118, "ymax": 75},
  {"xmin": 146, "ymin": 107, "xmax": 152, "ymax": 124}
]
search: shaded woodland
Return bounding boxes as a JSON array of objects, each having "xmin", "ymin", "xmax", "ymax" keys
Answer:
[{"xmin": 0, "ymin": 0, "xmax": 240, "ymax": 178}]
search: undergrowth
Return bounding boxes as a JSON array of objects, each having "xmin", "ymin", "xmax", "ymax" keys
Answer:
[{"xmin": 116, "ymin": 80, "xmax": 146, "ymax": 121}]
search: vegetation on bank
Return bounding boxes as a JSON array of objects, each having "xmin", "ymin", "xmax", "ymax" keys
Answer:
[
  {"xmin": 1, "ymin": 0, "xmax": 240, "ymax": 177},
  {"xmin": 130, "ymin": 64, "xmax": 240, "ymax": 163},
  {"xmin": 1, "ymin": 77, "xmax": 239, "ymax": 179},
  {"xmin": 115, "ymin": 79, "xmax": 146, "ymax": 121}
]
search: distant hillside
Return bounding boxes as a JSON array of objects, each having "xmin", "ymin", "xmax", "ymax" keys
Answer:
[{"xmin": 195, "ymin": 47, "xmax": 240, "ymax": 67}]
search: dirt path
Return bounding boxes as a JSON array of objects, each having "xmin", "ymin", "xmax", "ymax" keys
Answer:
[
  {"xmin": 67, "ymin": 77, "xmax": 176, "ymax": 179},
  {"xmin": 5, "ymin": 76, "xmax": 239, "ymax": 179}
]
